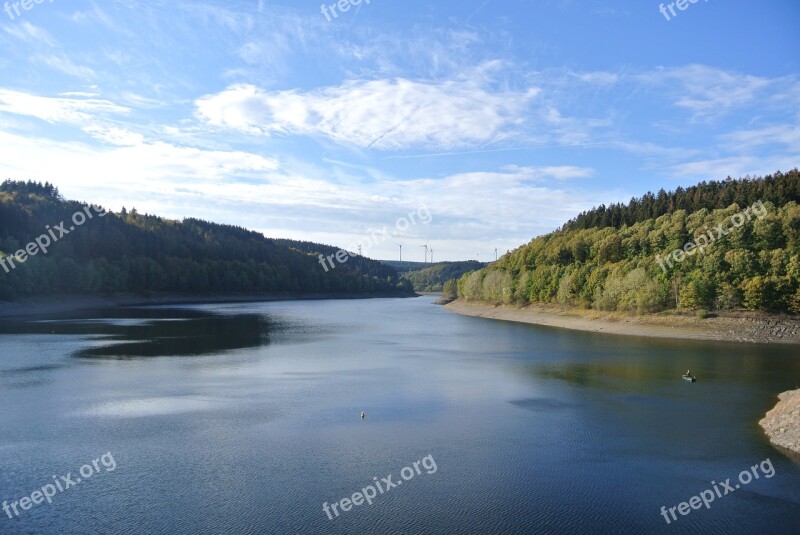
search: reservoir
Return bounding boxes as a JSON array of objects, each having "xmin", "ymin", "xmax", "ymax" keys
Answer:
[{"xmin": 1, "ymin": 296, "xmax": 799, "ymax": 534}]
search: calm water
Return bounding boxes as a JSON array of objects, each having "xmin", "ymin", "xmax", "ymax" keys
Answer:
[{"xmin": 1, "ymin": 296, "xmax": 799, "ymax": 534}]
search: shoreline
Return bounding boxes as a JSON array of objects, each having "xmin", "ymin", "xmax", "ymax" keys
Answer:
[
  {"xmin": 759, "ymin": 390, "xmax": 800, "ymax": 456},
  {"xmin": 444, "ymin": 300, "xmax": 800, "ymax": 345},
  {"xmin": 447, "ymin": 300, "xmax": 800, "ymax": 456},
  {"xmin": 0, "ymin": 292, "xmax": 418, "ymax": 318}
]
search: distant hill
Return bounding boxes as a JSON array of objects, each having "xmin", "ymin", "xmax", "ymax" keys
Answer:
[
  {"xmin": 380, "ymin": 260, "xmax": 430, "ymax": 274},
  {"xmin": 0, "ymin": 180, "xmax": 413, "ymax": 301},
  {"xmin": 276, "ymin": 239, "xmax": 401, "ymax": 281},
  {"xmin": 401, "ymin": 261, "xmax": 486, "ymax": 292},
  {"xmin": 458, "ymin": 170, "xmax": 800, "ymax": 314}
]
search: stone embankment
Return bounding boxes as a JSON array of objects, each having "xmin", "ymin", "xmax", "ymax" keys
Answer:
[{"xmin": 760, "ymin": 390, "xmax": 800, "ymax": 455}]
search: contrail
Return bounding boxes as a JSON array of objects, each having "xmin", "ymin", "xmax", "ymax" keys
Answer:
[
  {"xmin": 382, "ymin": 141, "xmax": 622, "ymax": 160},
  {"xmin": 466, "ymin": 0, "xmax": 494, "ymax": 24}
]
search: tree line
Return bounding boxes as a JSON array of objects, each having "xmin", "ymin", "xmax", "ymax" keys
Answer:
[
  {"xmin": 402, "ymin": 261, "xmax": 485, "ymax": 292},
  {"xmin": 0, "ymin": 181, "xmax": 413, "ymax": 300},
  {"xmin": 563, "ymin": 169, "xmax": 800, "ymax": 232},
  {"xmin": 457, "ymin": 170, "xmax": 800, "ymax": 314}
]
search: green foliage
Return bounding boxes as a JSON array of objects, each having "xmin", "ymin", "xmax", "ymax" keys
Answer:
[
  {"xmin": 742, "ymin": 276, "xmax": 775, "ymax": 311},
  {"xmin": 401, "ymin": 261, "xmax": 485, "ymax": 291},
  {"xmin": 563, "ymin": 170, "xmax": 800, "ymax": 231},
  {"xmin": 481, "ymin": 270, "xmax": 513, "ymax": 304},
  {"xmin": 458, "ymin": 170, "xmax": 800, "ymax": 315},
  {"xmin": 715, "ymin": 282, "xmax": 742, "ymax": 310},
  {"xmin": 442, "ymin": 279, "xmax": 458, "ymax": 300},
  {"xmin": 380, "ymin": 260, "xmax": 431, "ymax": 274},
  {"xmin": 594, "ymin": 268, "xmax": 664, "ymax": 313},
  {"xmin": 791, "ymin": 287, "xmax": 800, "ymax": 315},
  {"xmin": 277, "ymin": 238, "xmax": 400, "ymax": 281},
  {"xmin": 0, "ymin": 181, "xmax": 412, "ymax": 300},
  {"xmin": 459, "ymin": 271, "xmax": 484, "ymax": 301}
]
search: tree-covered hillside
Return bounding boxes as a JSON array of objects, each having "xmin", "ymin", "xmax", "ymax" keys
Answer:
[
  {"xmin": 563, "ymin": 170, "xmax": 800, "ymax": 232},
  {"xmin": 379, "ymin": 260, "xmax": 429, "ymax": 274},
  {"xmin": 458, "ymin": 170, "xmax": 800, "ymax": 314},
  {"xmin": 0, "ymin": 181, "xmax": 413, "ymax": 301},
  {"xmin": 276, "ymin": 239, "xmax": 403, "ymax": 282},
  {"xmin": 402, "ymin": 261, "xmax": 485, "ymax": 291}
]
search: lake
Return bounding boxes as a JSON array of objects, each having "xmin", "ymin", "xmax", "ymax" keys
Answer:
[{"xmin": 1, "ymin": 296, "xmax": 799, "ymax": 534}]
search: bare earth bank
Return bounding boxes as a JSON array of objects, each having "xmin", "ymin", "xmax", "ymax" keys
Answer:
[
  {"xmin": 760, "ymin": 390, "xmax": 800, "ymax": 456},
  {"xmin": 444, "ymin": 300, "xmax": 800, "ymax": 345}
]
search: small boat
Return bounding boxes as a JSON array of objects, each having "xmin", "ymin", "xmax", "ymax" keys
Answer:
[{"xmin": 682, "ymin": 374, "xmax": 696, "ymax": 382}]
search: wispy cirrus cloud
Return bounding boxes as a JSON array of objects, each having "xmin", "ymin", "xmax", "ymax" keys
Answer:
[
  {"xmin": 0, "ymin": 89, "xmax": 128, "ymax": 124},
  {"xmin": 0, "ymin": 0, "xmax": 796, "ymax": 260},
  {"xmin": 633, "ymin": 65, "xmax": 776, "ymax": 122},
  {"xmin": 719, "ymin": 124, "xmax": 800, "ymax": 152},
  {"xmin": 195, "ymin": 65, "xmax": 541, "ymax": 151},
  {"xmin": 668, "ymin": 155, "xmax": 800, "ymax": 181},
  {"xmin": 1, "ymin": 21, "xmax": 57, "ymax": 46}
]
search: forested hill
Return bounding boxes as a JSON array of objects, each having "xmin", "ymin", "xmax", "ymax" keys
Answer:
[
  {"xmin": 276, "ymin": 239, "xmax": 399, "ymax": 281},
  {"xmin": 458, "ymin": 170, "xmax": 800, "ymax": 314},
  {"xmin": 563, "ymin": 169, "xmax": 800, "ymax": 231},
  {"xmin": 0, "ymin": 181, "xmax": 413, "ymax": 301},
  {"xmin": 402, "ymin": 261, "xmax": 485, "ymax": 292}
]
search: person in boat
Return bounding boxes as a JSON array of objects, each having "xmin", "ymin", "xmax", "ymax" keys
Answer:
[
  {"xmin": 360, "ymin": 411, "xmax": 365, "ymax": 420},
  {"xmin": 685, "ymin": 370, "xmax": 691, "ymax": 376}
]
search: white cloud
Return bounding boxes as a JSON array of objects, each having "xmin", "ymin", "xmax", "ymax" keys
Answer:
[
  {"xmin": 719, "ymin": 124, "xmax": 800, "ymax": 152},
  {"xmin": 634, "ymin": 65, "xmax": 773, "ymax": 121},
  {"xmin": 669, "ymin": 155, "xmax": 800, "ymax": 181},
  {"xmin": 196, "ymin": 71, "xmax": 541, "ymax": 150},
  {"xmin": 0, "ymin": 89, "xmax": 128, "ymax": 124},
  {"xmin": 0, "ymin": 122, "xmax": 600, "ymax": 259},
  {"xmin": 0, "ymin": 130, "xmax": 279, "ymax": 204},
  {"xmin": 1, "ymin": 21, "xmax": 56, "ymax": 46},
  {"xmin": 569, "ymin": 71, "xmax": 619, "ymax": 86},
  {"xmin": 35, "ymin": 54, "xmax": 97, "ymax": 79},
  {"xmin": 82, "ymin": 125, "xmax": 145, "ymax": 146}
]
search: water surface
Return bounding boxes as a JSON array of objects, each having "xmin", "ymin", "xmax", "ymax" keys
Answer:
[{"xmin": 1, "ymin": 296, "xmax": 799, "ymax": 534}]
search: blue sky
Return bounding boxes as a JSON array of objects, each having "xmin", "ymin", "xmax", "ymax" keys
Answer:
[{"xmin": 0, "ymin": 0, "xmax": 798, "ymax": 262}]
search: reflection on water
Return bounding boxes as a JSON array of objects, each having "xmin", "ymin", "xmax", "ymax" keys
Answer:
[
  {"xmin": 0, "ymin": 307, "xmax": 274, "ymax": 358},
  {"xmin": 509, "ymin": 397, "xmax": 581, "ymax": 410},
  {"xmin": 0, "ymin": 297, "xmax": 798, "ymax": 535}
]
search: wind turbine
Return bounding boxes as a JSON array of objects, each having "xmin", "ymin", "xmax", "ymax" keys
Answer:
[
  {"xmin": 396, "ymin": 243, "xmax": 402, "ymax": 261},
  {"xmin": 419, "ymin": 243, "xmax": 429, "ymax": 263},
  {"xmin": 429, "ymin": 248, "xmax": 433, "ymax": 263},
  {"xmin": 495, "ymin": 248, "xmax": 498, "ymax": 261}
]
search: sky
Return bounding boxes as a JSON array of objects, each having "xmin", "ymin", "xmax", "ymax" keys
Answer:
[{"xmin": 0, "ymin": 0, "xmax": 798, "ymax": 262}]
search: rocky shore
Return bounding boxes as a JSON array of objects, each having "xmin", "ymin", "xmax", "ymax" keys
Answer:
[
  {"xmin": 444, "ymin": 300, "xmax": 800, "ymax": 345},
  {"xmin": 760, "ymin": 390, "xmax": 800, "ymax": 456}
]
